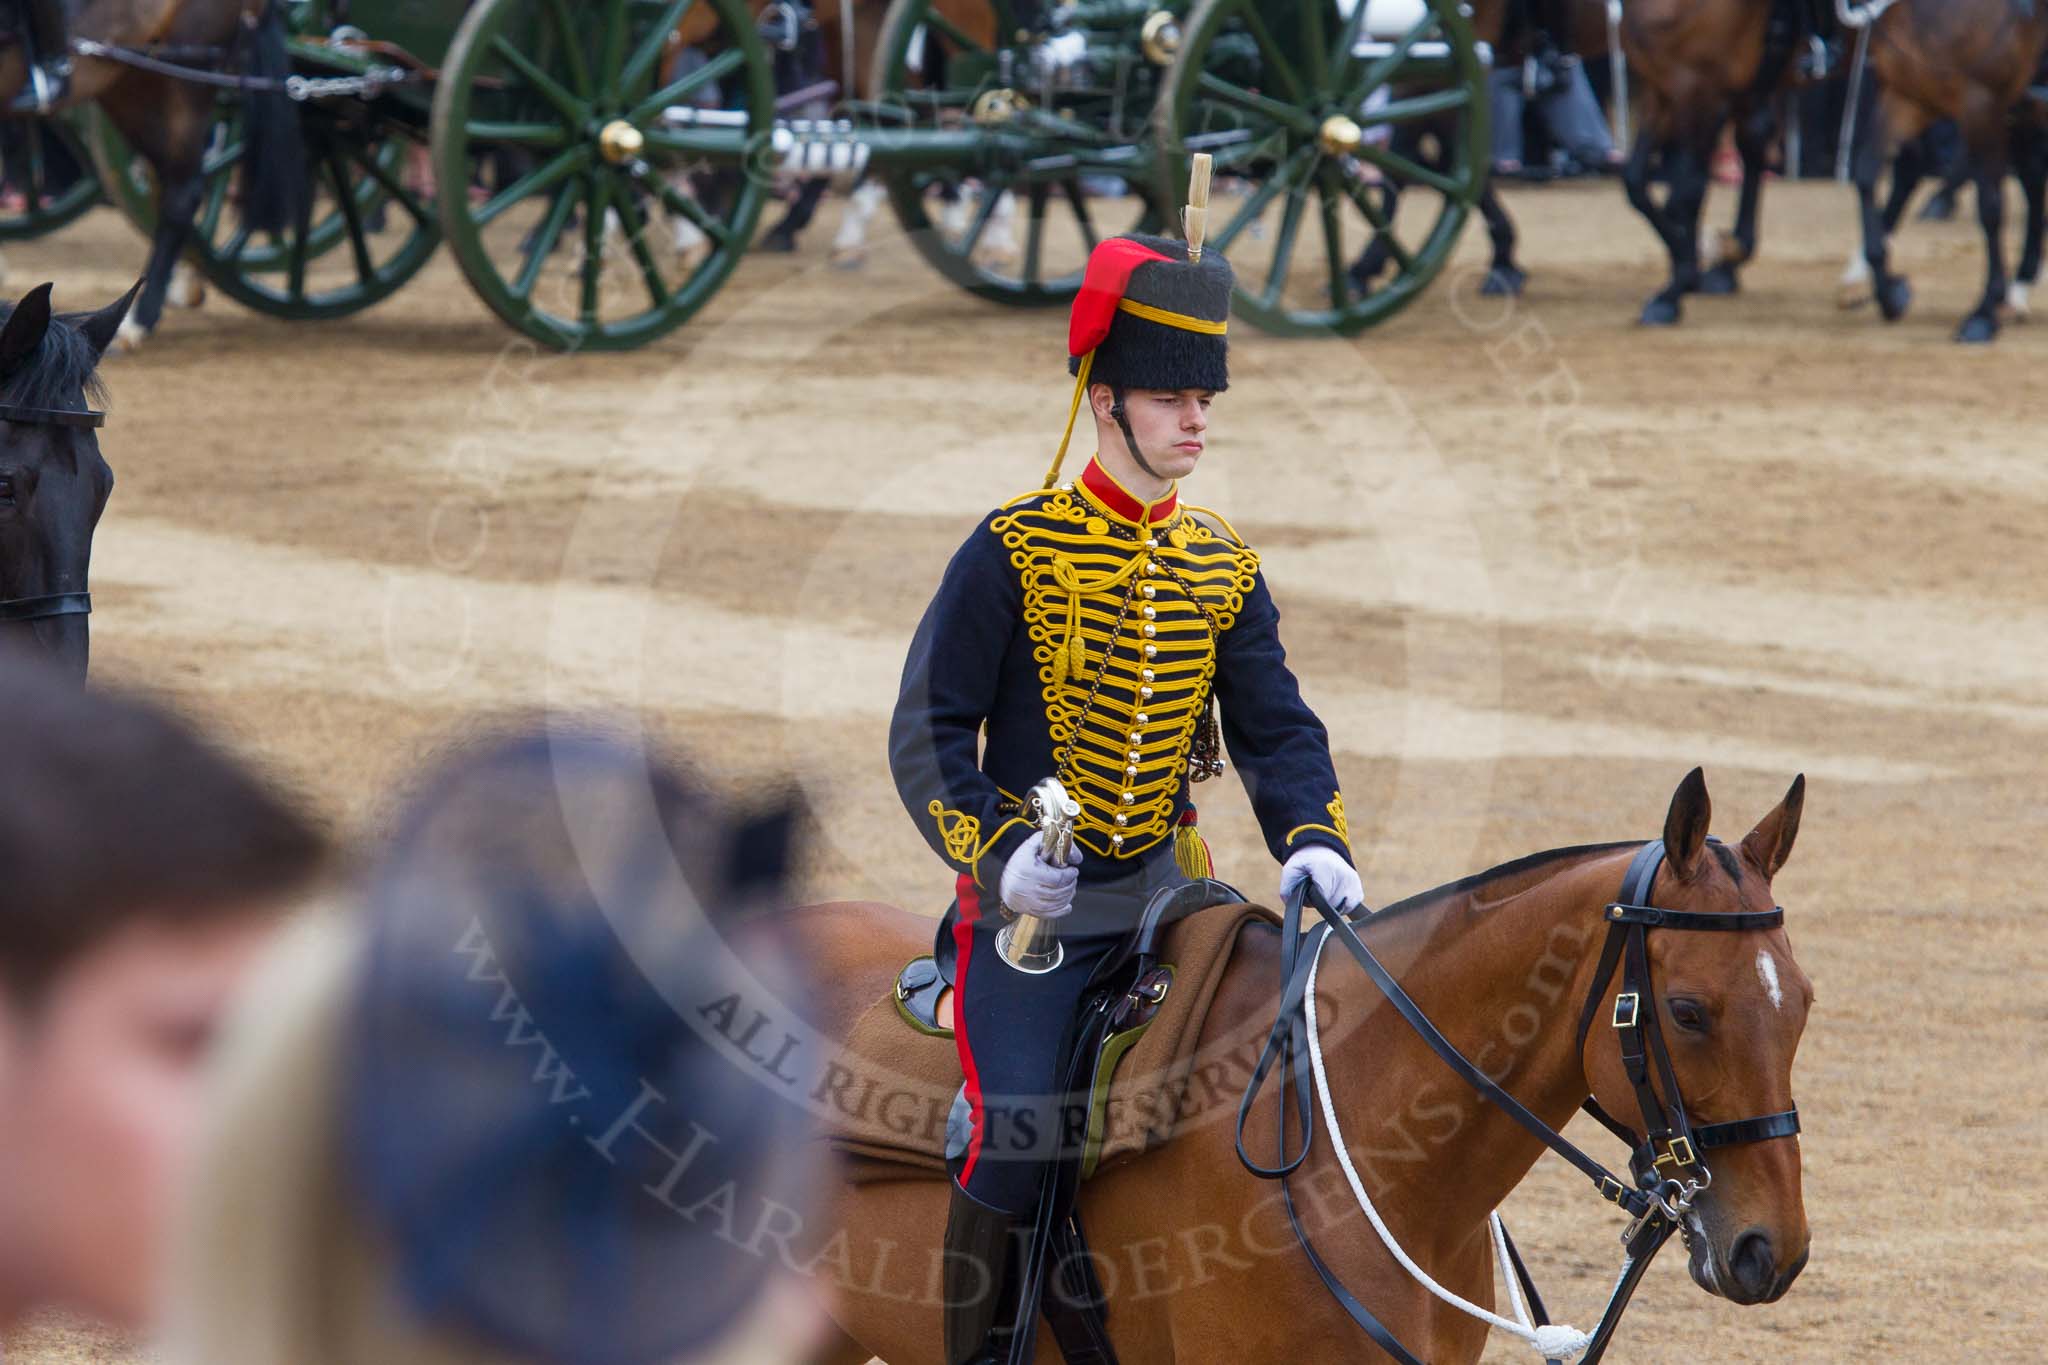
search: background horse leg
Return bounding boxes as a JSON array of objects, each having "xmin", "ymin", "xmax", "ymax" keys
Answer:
[
  {"xmin": 1622, "ymin": 130, "xmax": 1689, "ymax": 323},
  {"xmin": 763, "ymin": 176, "xmax": 832, "ymax": 252},
  {"xmin": 1956, "ymin": 121, "xmax": 2011, "ymax": 343},
  {"xmin": 1476, "ymin": 182, "xmax": 1525, "ymax": 295},
  {"xmin": 2009, "ymin": 118, "xmax": 2045, "ymax": 319},
  {"xmin": 1700, "ymin": 104, "xmax": 1774, "ymax": 295},
  {"xmin": 97, "ymin": 79, "xmax": 215, "ymax": 348},
  {"xmin": 1636, "ymin": 127, "xmax": 1712, "ymax": 325},
  {"xmin": 1851, "ymin": 91, "xmax": 1914, "ymax": 323}
]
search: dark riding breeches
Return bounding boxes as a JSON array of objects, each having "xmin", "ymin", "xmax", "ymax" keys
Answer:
[{"xmin": 938, "ymin": 853, "xmax": 1190, "ymax": 1215}]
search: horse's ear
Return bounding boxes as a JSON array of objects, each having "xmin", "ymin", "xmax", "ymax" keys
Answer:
[
  {"xmin": 1663, "ymin": 766, "xmax": 1711, "ymax": 879},
  {"xmin": 68, "ymin": 279, "xmax": 143, "ymax": 359},
  {"xmin": 1741, "ymin": 773, "xmax": 1805, "ymax": 883},
  {"xmin": 0, "ymin": 282, "xmax": 53, "ymax": 376}
]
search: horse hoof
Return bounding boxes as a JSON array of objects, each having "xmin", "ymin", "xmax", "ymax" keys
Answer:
[
  {"xmin": 759, "ymin": 232, "xmax": 798, "ymax": 254},
  {"xmin": 1480, "ymin": 265, "xmax": 1526, "ymax": 297},
  {"xmin": 1697, "ymin": 264, "xmax": 1740, "ymax": 296},
  {"xmin": 1877, "ymin": 277, "xmax": 1912, "ymax": 322},
  {"xmin": 828, "ymin": 248, "xmax": 867, "ymax": 272},
  {"xmin": 1955, "ymin": 313, "xmax": 1999, "ymax": 344},
  {"xmin": 167, "ymin": 265, "xmax": 206, "ymax": 311},
  {"xmin": 1638, "ymin": 295, "xmax": 1682, "ymax": 326},
  {"xmin": 2005, "ymin": 281, "xmax": 2031, "ymax": 320}
]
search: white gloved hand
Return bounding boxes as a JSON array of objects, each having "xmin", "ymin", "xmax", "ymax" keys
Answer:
[
  {"xmin": 1279, "ymin": 845, "xmax": 1365, "ymax": 914},
  {"xmin": 999, "ymin": 831, "xmax": 1083, "ymax": 919}
]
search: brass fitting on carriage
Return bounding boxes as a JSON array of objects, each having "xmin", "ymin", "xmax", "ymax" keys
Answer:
[{"xmin": 996, "ymin": 776, "xmax": 1081, "ymax": 974}]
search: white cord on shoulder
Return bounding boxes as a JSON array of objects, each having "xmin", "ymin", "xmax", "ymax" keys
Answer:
[{"xmin": 1301, "ymin": 930, "xmax": 1595, "ymax": 1361}]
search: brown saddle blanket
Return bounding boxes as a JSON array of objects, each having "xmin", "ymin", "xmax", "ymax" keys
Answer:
[{"xmin": 823, "ymin": 901, "xmax": 1277, "ymax": 1183}]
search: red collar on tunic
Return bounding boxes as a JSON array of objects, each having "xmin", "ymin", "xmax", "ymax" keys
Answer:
[{"xmin": 1078, "ymin": 457, "xmax": 1178, "ymax": 526}]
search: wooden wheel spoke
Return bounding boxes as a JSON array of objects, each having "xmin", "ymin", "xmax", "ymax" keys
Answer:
[
  {"xmin": 1229, "ymin": 0, "xmax": 1306, "ymax": 102},
  {"xmin": 1213, "ymin": 145, "xmax": 1312, "ymax": 252},
  {"xmin": 957, "ymin": 182, "xmax": 1001, "ymax": 256},
  {"xmin": 326, "ymin": 148, "xmax": 377, "ymax": 285},
  {"xmin": 1062, "ymin": 179, "xmax": 1097, "ymax": 252},
  {"xmin": 1339, "ymin": 170, "xmax": 1413, "ymax": 272},
  {"xmin": 599, "ymin": 0, "xmax": 629, "ymax": 101},
  {"xmin": 1194, "ymin": 72, "xmax": 1316, "ymax": 137},
  {"xmin": 544, "ymin": 0, "xmax": 593, "ymax": 97},
  {"xmin": 638, "ymin": 165, "xmax": 733, "ymax": 246},
  {"xmin": 1344, "ymin": 11, "xmax": 1437, "ymax": 106},
  {"xmin": 1297, "ymin": 0, "xmax": 1329, "ymax": 94},
  {"xmin": 1261, "ymin": 182, "xmax": 1308, "ymax": 307},
  {"xmin": 200, "ymin": 138, "xmax": 245, "ymax": 179},
  {"xmin": 474, "ymin": 145, "xmax": 590, "ymax": 228},
  {"xmin": 1366, "ymin": 85, "xmax": 1473, "ymax": 129},
  {"xmin": 1318, "ymin": 178, "xmax": 1346, "ymax": 309},
  {"xmin": 514, "ymin": 182, "xmax": 580, "ymax": 300},
  {"xmin": 626, "ymin": 48, "xmax": 748, "ymax": 127},
  {"xmin": 581, "ymin": 173, "xmax": 607, "ymax": 326},
  {"xmin": 490, "ymin": 34, "xmax": 590, "ymax": 127},
  {"xmin": 465, "ymin": 121, "xmax": 575, "ymax": 149},
  {"xmin": 1354, "ymin": 141, "xmax": 1462, "ymax": 197},
  {"xmin": 1023, "ymin": 184, "xmax": 1048, "ymax": 285},
  {"xmin": 348, "ymin": 143, "xmax": 434, "ymax": 227},
  {"xmin": 621, "ymin": 0, "xmax": 697, "ymax": 98},
  {"xmin": 609, "ymin": 180, "xmax": 672, "ymax": 309}
]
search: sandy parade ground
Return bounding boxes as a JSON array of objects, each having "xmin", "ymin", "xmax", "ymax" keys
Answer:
[{"xmin": 4, "ymin": 173, "xmax": 2045, "ymax": 1362}]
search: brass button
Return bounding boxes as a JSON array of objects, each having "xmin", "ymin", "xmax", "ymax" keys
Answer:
[
  {"xmin": 1141, "ymin": 669, "xmax": 1154, "ymax": 681},
  {"xmin": 1144, "ymin": 644, "xmax": 1157, "ymax": 658},
  {"xmin": 1127, "ymin": 750, "xmax": 1141, "ymax": 762},
  {"xmin": 1136, "ymin": 713, "xmax": 1149, "ymax": 724},
  {"xmin": 1140, "ymin": 686, "xmax": 1154, "ymax": 698},
  {"xmin": 1142, "ymin": 606, "xmax": 1157, "ymax": 620},
  {"xmin": 1144, "ymin": 537, "xmax": 1159, "ymax": 550},
  {"xmin": 1142, "ymin": 624, "xmax": 1156, "ymax": 637},
  {"xmin": 1112, "ymin": 833, "xmax": 1125, "ymax": 846},
  {"xmin": 1125, "ymin": 765, "xmax": 1138, "ymax": 778},
  {"xmin": 1116, "ymin": 813, "xmax": 1129, "ymax": 827},
  {"xmin": 1122, "ymin": 791, "xmax": 1135, "ymax": 804},
  {"xmin": 1142, "ymin": 585, "xmax": 1157, "ymax": 599}
]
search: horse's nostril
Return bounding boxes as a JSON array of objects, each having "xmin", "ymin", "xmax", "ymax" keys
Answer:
[{"xmin": 1730, "ymin": 1229, "xmax": 1776, "ymax": 1298}]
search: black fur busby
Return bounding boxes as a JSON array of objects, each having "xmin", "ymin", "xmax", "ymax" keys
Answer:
[{"xmin": 1067, "ymin": 233, "xmax": 1232, "ymax": 393}]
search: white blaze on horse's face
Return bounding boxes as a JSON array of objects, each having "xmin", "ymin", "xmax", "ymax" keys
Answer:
[{"xmin": 1756, "ymin": 949, "xmax": 1784, "ymax": 1011}]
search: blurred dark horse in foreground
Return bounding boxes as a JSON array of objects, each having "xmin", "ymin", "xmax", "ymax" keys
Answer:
[
  {"xmin": 0, "ymin": 280, "xmax": 137, "ymax": 680},
  {"xmin": 0, "ymin": 0, "xmax": 307, "ymax": 346}
]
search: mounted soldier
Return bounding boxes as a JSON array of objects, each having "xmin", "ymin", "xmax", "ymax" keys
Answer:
[
  {"xmin": 9, "ymin": 0, "xmax": 73, "ymax": 112},
  {"xmin": 888, "ymin": 165, "xmax": 1365, "ymax": 1364}
]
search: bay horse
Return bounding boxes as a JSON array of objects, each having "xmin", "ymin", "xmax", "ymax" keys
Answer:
[
  {"xmin": 0, "ymin": 279, "xmax": 137, "ymax": 681},
  {"xmin": 790, "ymin": 768, "xmax": 1813, "ymax": 1362},
  {"xmin": 1841, "ymin": 0, "xmax": 2048, "ymax": 343},
  {"xmin": 1618, "ymin": 0, "xmax": 1797, "ymax": 324},
  {"xmin": 0, "ymin": 0, "xmax": 307, "ymax": 347}
]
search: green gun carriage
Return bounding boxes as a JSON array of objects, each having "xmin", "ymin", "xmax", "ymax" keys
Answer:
[{"xmin": 82, "ymin": 0, "xmax": 1489, "ymax": 351}]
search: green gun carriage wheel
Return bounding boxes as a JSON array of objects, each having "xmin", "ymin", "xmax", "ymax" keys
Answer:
[
  {"xmin": 1153, "ymin": 0, "xmax": 1487, "ymax": 336},
  {"xmin": 869, "ymin": 0, "xmax": 1166, "ymax": 307},
  {"xmin": 431, "ymin": 0, "xmax": 776, "ymax": 353},
  {"xmin": 86, "ymin": 101, "xmax": 442, "ymax": 320},
  {"xmin": 0, "ymin": 116, "xmax": 102, "ymax": 241}
]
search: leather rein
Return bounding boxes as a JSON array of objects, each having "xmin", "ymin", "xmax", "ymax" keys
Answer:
[
  {"xmin": 0, "ymin": 400, "xmax": 104, "ymax": 628},
  {"xmin": 1236, "ymin": 838, "xmax": 1801, "ymax": 1363}
]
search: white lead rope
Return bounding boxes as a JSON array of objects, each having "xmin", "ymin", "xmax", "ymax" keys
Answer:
[{"xmin": 1301, "ymin": 932, "xmax": 1596, "ymax": 1360}]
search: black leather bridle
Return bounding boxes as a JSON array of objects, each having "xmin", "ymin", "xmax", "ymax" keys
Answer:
[
  {"xmin": 1237, "ymin": 837, "xmax": 1803, "ymax": 1365},
  {"xmin": 0, "ymin": 400, "xmax": 104, "ymax": 630}
]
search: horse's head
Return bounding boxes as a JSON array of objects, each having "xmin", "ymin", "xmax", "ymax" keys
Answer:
[
  {"xmin": 0, "ymin": 281, "xmax": 136, "ymax": 681},
  {"xmin": 1585, "ymin": 767, "xmax": 1813, "ymax": 1306}
]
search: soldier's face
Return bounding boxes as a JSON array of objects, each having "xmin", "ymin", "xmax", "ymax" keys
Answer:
[{"xmin": 1107, "ymin": 387, "xmax": 1214, "ymax": 480}]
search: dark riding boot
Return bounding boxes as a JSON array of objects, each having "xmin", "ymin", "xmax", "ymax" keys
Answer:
[
  {"xmin": 7, "ymin": 0, "xmax": 72, "ymax": 114},
  {"xmin": 943, "ymin": 1183, "xmax": 1024, "ymax": 1365}
]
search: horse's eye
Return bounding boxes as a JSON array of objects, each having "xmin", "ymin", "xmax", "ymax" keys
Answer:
[{"xmin": 1669, "ymin": 999, "xmax": 1710, "ymax": 1034}]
